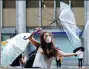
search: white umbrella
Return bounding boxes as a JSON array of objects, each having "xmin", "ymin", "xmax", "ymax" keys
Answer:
[
  {"xmin": 59, "ymin": 2, "xmax": 81, "ymax": 48},
  {"xmin": 1, "ymin": 39, "xmax": 11, "ymax": 52},
  {"xmin": 1, "ymin": 33, "xmax": 31, "ymax": 66}
]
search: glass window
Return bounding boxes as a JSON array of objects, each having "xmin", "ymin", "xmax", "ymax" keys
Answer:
[
  {"xmin": 26, "ymin": 0, "xmax": 39, "ymax": 8},
  {"xmin": 43, "ymin": 0, "xmax": 54, "ymax": 8},
  {"xmin": 1, "ymin": 35, "xmax": 10, "ymax": 41},
  {"xmin": 3, "ymin": 0, "xmax": 16, "ymax": 8},
  {"xmin": 56, "ymin": 0, "xmax": 84, "ymax": 7},
  {"xmin": 71, "ymin": 0, "xmax": 84, "ymax": 7},
  {"xmin": 26, "ymin": 0, "xmax": 54, "ymax": 8},
  {"xmin": 1, "ymin": 34, "xmax": 15, "ymax": 41}
]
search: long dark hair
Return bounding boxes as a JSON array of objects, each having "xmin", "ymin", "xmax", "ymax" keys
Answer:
[{"xmin": 40, "ymin": 32, "xmax": 58, "ymax": 59}]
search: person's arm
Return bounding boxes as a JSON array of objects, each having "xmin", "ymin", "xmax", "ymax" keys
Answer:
[
  {"xmin": 57, "ymin": 50, "xmax": 77, "ymax": 57},
  {"xmin": 28, "ymin": 28, "xmax": 41, "ymax": 47},
  {"xmin": 28, "ymin": 36, "xmax": 40, "ymax": 47}
]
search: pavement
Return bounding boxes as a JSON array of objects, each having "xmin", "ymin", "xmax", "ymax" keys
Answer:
[
  {"xmin": 1, "ymin": 65, "xmax": 89, "ymax": 68},
  {"xmin": 51, "ymin": 59, "xmax": 89, "ymax": 68},
  {"xmin": 0, "ymin": 59, "xmax": 89, "ymax": 68}
]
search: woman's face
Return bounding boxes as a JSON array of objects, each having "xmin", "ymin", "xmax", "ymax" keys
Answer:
[{"xmin": 43, "ymin": 33, "xmax": 52, "ymax": 43}]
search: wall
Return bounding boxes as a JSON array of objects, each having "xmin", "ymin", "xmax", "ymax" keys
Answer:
[
  {"xmin": 3, "ymin": 9, "xmax": 16, "ymax": 27},
  {"xmin": 2, "ymin": 7, "xmax": 84, "ymax": 27}
]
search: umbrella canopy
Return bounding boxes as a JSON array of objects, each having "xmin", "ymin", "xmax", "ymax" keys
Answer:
[
  {"xmin": 59, "ymin": 2, "xmax": 81, "ymax": 48},
  {"xmin": 82, "ymin": 20, "xmax": 89, "ymax": 38},
  {"xmin": 73, "ymin": 47, "xmax": 84, "ymax": 53},
  {"xmin": 1, "ymin": 33, "xmax": 31, "ymax": 66},
  {"xmin": 1, "ymin": 39, "xmax": 11, "ymax": 50}
]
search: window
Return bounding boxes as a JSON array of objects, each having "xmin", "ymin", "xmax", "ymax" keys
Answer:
[
  {"xmin": 26, "ymin": 0, "xmax": 39, "ymax": 8},
  {"xmin": 26, "ymin": 0, "xmax": 54, "ymax": 8},
  {"xmin": 1, "ymin": 34, "xmax": 15, "ymax": 41},
  {"xmin": 71, "ymin": 0, "xmax": 84, "ymax": 7},
  {"xmin": 56, "ymin": 0, "xmax": 84, "ymax": 7},
  {"xmin": 56, "ymin": 0, "xmax": 69, "ymax": 7},
  {"xmin": 3, "ymin": 0, "xmax": 16, "ymax": 8},
  {"xmin": 43, "ymin": 0, "xmax": 54, "ymax": 8}
]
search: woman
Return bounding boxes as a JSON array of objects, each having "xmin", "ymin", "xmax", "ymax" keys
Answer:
[{"xmin": 28, "ymin": 28, "xmax": 77, "ymax": 68}]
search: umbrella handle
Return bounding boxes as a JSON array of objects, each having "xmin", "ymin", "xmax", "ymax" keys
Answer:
[
  {"xmin": 23, "ymin": 36, "xmax": 28, "ymax": 40},
  {"xmin": 23, "ymin": 28, "xmax": 42, "ymax": 40}
]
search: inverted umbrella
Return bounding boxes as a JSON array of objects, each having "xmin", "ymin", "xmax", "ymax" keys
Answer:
[
  {"xmin": 1, "ymin": 33, "xmax": 31, "ymax": 66},
  {"xmin": 59, "ymin": 2, "xmax": 81, "ymax": 48}
]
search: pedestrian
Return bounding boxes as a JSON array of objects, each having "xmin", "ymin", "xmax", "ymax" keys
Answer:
[
  {"xmin": 56, "ymin": 48, "xmax": 63, "ymax": 68},
  {"xmin": 56, "ymin": 56, "xmax": 63, "ymax": 68},
  {"xmin": 76, "ymin": 49, "xmax": 84, "ymax": 68}
]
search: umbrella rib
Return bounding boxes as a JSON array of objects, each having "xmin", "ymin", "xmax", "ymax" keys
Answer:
[{"xmin": 12, "ymin": 44, "xmax": 23, "ymax": 54}]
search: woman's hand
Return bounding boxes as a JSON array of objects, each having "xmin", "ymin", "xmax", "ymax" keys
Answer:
[
  {"xmin": 57, "ymin": 50, "xmax": 77, "ymax": 57},
  {"xmin": 34, "ymin": 28, "xmax": 42, "ymax": 33},
  {"xmin": 28, "ymin": 28, "xmax": 42, "ymax": 38},
  {"xmin": 27, "ymin": 28, "xmax": 41, "ymax": 47}
]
